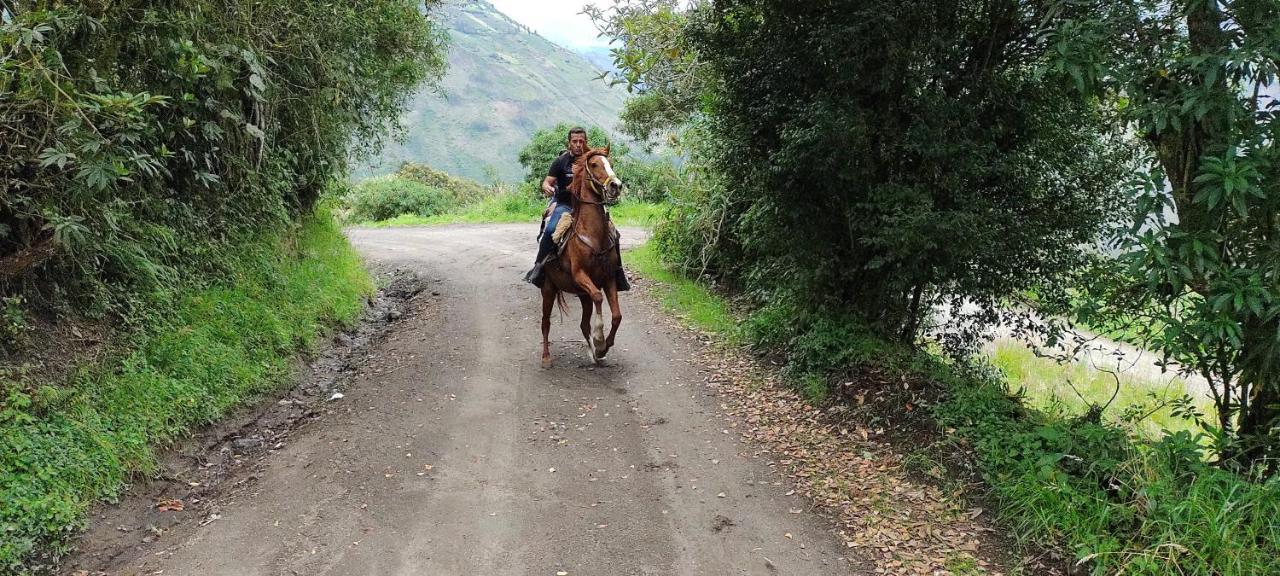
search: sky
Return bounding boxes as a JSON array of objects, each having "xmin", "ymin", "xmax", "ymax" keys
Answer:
[{"xmin": 488, "ymin": 0, "xmax": 614, "ymax": 50}]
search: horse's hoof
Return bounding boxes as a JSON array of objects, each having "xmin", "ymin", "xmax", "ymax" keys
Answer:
[{"xmin": 541, "ymin": 357, "xmax": 552, "ymax": 370}]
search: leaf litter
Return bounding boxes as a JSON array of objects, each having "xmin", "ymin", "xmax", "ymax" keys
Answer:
[{"xmin": 694, "ymin": 347, "xmax": 1013, "ymax": 575}]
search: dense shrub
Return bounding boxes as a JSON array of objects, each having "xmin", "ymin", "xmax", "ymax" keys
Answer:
[
  {"xmin": 0, "ymin": 1, "xmax": 446, "ymax": 336},
  {"xmin": 936, "ymin": 372, "xmax": 1280, "ymax": 575},
  {"xmin": 344, "ymin": 177, "xmax": 455, "ymax": 222},
  {"xmin": 614, "ymin": 156, "xmax": 682, "ymax": 203},
  {"xmin": 0, "ymin": 212, "xmax": 372, "ymax": 572},
  {"xmin": 517, "ymin": 124, "xmax": 625, "ymax": 185},
  {"xmin": 395, "ymin": 162, "xmax": 489, "ymax": 205},
  {"xmin": 594, "ymin": 2, "xmax": 1131, "ymax": 352}
]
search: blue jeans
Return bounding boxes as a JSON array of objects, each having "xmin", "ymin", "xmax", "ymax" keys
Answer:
[{"xmin": 537, "ymin": 201, "xmax": 572, "ymax": 261}]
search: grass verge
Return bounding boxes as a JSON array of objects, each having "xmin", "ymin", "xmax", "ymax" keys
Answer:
[
  {"xmin": 988, "ymin": 340, "xmax": 1214, "ymax": 439},
  {"xmin": 0, "ymin": 212, "xmax": 372, "ymax": 572},
  {"xmin": 355, "ymin": 189, "xmax": 667, "ymax": 229},
  {"xmin": 626, "ymin": 242, "xmax": 738, "ymax": 338},
  {"xmin": 628, "ymin": 240, "xmax": 1280, "ymax": 576}
]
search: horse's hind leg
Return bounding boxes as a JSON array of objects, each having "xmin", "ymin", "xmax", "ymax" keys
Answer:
[{"xmin": 540, "ymin": 287, "xmax": 555, "ymax": 369}]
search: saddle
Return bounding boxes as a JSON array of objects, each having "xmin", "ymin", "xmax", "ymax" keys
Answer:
[{"xmin": 549, "ymin": 213, "xmax": 619, "ymax": 256}]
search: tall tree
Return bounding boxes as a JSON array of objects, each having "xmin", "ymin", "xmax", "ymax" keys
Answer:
[
  {"xmin": 593, "ymin": 0, "xmax": 1130, "ymax": 353},
  {"xmin": 1048, "ymin": 0, "xmax": 1280, "ymax": 472}
]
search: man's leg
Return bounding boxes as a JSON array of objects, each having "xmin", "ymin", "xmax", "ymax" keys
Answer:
[
  {"xmin": 526, "ymin": 202, "xmax": 567, "ymax": 287},
  {"xmin": 614, "ymin": 243, "xmax": 631, "ymax": 292},
  {"xmin": 607, "ymin": 216, "xmax": 631, "ymax": 292}
]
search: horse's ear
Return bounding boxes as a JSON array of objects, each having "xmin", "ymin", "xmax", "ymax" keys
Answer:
[{"xmin": 604, "ymin": 145, "xmax": 611, "ymax": 156}]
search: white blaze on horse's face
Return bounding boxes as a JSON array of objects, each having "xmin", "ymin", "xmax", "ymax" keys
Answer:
[
  {"xmin": 600, "ymin": 156, "xmax": 623, "ymax": 202},
  {"xmin": 601, "ymin": 156, "xmax": 621, "ymax": 186}
]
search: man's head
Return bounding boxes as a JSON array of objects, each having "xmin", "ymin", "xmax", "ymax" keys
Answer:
[{"xmin": 567, "ymin": 127, "xmax": 588, "ymax": 156}]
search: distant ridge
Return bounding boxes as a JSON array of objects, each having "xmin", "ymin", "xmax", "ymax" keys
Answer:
[{"xmin": 363, "ymin": 0, "xmax": 628, "ymax": 182}]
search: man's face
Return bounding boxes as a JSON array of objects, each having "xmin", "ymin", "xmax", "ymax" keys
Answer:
[{"xmin": 568, "ymin": 133, "xmax": 587, "ymax": 156}]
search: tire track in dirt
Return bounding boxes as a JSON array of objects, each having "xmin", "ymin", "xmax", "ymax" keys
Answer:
[{"xmin": 67, "ymin": 224, "xmax": 862, "ymax": 575}]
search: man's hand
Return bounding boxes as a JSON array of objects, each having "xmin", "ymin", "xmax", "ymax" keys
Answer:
[{"xmin": 541, "ymin": 176, "xmax": 556, "ymax": 198}]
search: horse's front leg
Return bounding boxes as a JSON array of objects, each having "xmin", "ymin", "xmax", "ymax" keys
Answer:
[
  {"xmin": 601, "ymin": 280, "xmax": 622, "ymax": 359},
  {"xmin": 571, "ymin": 268, "xmax": 606, "ymax": 362},
  {"xmin": 578, "ymin": 294, "xmax": 594, "ymax": 362}
]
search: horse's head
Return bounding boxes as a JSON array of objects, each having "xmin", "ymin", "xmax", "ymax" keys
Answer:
[{"xmin": 573, "ymin": 146, "xmax": 623, "ymax": 205}]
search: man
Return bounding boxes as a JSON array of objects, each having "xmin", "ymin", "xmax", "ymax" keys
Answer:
[{"xmin": 524, "ymin": 126, "xmax": 630, "ymax": 291}]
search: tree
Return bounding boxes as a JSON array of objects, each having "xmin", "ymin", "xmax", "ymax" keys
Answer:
[
  {"xmin": 516, "ymin": 124, "xmax": 624, "ymax": 184},
  {"xmin": 1047, "ymin": 0, "xmax": 1280, "ymax": 473},
  {"xmin": 584, "ymin": 0, "xmax": 708, "ymax": 142},
  {"xmin": 0, "ymin": 1, "xmax": 447, "ymax": 324},
  {"xmin": 592, "ymin": 0, "xmax": 1131, "ymax": 354}
]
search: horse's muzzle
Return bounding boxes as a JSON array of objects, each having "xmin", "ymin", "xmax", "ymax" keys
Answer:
[{"xmin": 606, "ymin": 181, "xmax": 623, "ymax": 205}]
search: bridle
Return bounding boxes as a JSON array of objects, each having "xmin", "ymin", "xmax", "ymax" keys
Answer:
[
  {"xmin": 576, "ymin": 156, "xmax": 617, "ymax": 207},
  {"xmin": 569, "ymin": 154, "xmax": 618, "ymax": 258}
]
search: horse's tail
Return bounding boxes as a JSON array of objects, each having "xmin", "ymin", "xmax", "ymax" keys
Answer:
[{"xmin": 554, "ymin": 290, "xmax": 569, "ymax": 317}]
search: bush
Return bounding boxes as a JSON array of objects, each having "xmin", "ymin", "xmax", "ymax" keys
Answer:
[
  {"xmin": 0, "ymin": 2, "xmax": 445, "ymax": 333},
  {"xmin": 0, "ymin": 212, "xmax": 372, "ymax": 572},
  {"xmin": 936, "ymin": 373, "xmax": 1280, "ymax": 575},
  {"xmin": 344, "ymin": 178, "xmax": 455, "ymax": 222},
  {"xmin": 517, "ymin": 124, "xmax": 625, "ymax": 184},
  {"xmin": 615, "ymin": 156, "xmax": 682, "ymax": 203},
  {"xmin": 395, "ymin": 163, "xmax": 489, "ymax": 205}
]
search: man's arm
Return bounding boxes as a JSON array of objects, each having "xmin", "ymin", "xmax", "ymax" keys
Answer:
[{"xmin": 541, "ymin": 175, "xmax": 556, "ymax": 198}]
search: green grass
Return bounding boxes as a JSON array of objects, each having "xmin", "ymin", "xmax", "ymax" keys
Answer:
[
  {"xmin": 988, "ymin": 341, "xmax": 1213, "ymax": 438},
  {"xmin": 630, "ymin": 239, "xmax": 1280, "ymax": 576},
  {"xmin": 0, "ymin": 212, "xmax": 372, "ymax": 572},
  {"xmin": 357, "ymin": 190, "xmax": 667, "ymax": 229},
  {"xmin": 626, "ymin": 241, "xmax": 738, "ymax": 339}
]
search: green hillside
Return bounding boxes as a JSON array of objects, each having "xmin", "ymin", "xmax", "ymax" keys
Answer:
[{"xmin": 362, "ymin": 0, "xmax": 627, "ymax": 182}]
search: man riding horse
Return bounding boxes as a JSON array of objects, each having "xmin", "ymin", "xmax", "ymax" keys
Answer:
[{"xmin": 524, "ymin": 126, "xmax": 630, "ymax": 291}]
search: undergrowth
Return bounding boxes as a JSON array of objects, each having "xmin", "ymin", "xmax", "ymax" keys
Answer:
[
  {"xmin": 351, "ymin": 183, "xmax": 667, "ymax": 229},
  {"xmin": 628, "ymin": 241, "xmax": 1280, "ymax": 576},
  {"xmin": 0, "ymin": 213, "xmax": 372, "ymax": 573}
]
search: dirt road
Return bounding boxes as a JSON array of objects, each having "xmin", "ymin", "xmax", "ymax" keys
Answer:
[{"xmin": 81, "ymin": 224, "xmax": 857, "ymax": 575}]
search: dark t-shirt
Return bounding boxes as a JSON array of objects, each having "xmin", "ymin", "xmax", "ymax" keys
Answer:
[{"xmin": 548, "ymin": 151, "xmax": 578, "ymax": 204}]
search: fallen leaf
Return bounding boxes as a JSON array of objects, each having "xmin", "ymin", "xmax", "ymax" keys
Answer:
[{"xmin": 156, "ymin": 499, "xmax": 184, "ymax": 512}]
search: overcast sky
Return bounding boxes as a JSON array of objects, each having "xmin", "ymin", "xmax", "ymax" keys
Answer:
[{"xmin": 487, "ymin": 0, "xmax": 613, "ymax": 50}]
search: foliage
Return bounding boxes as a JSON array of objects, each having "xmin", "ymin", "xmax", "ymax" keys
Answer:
[
  {"xmin": 613, "ymin": 155, "xmax": 683, "ymax": 203},
  {"xmin": 0, "ymin": 0, "xmax": 446, "ymax": 332},
  {"xmin": 990, "ymin": 342, "xmax": 1213, "ymax": 439},
  {"xmin": 517, "ymin": 122, "xmax": 683, "ymax": 204},
  {"xmin": 593, "ymin": 0, "xmax": 1133, "ymax": 354},
  {"xmin": 636, "ymin": 242, "xmax": 1280, "ymax": 576},
  {"xmin": 516, "ymin": 123, "xmax": 626, "ymax": 184},
  {"xmin": 0, "ymin": 213, "xmax": 372, "ymax": 573},
  {"xmin": 1044, "ymin": 0, "xmax": 1280, "ymax": 472},
  {"xmin": 395, "ymin": 162, "xmax": 489, "ymax": 205},
  {"xmin": 343, "ymin": 178, "xmax": 455, "ymax": 223},
  {"xmin": 584, "ymin": 0, "xmax": 707, "ymax": 142},
  {"xmin": 938, "ymin": 372, "xmax": 1280, "ymax": 576},
  {"xmin": 352, "ymin": 188, "xmax": 665, "ymax": 228}
]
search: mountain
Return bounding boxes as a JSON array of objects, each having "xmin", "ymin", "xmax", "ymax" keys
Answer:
[
  {"xmin": 362, "ymin": 0, "xmax": 628, "ymax": 182},
  {"xmin": 578, "ymin": 47, "xmax": 622, "ymax": 76}
]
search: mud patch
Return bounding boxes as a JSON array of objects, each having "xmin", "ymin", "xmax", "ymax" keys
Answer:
[
  {"xmin": 60, "ymin": 268, "xmax": 433, "ymax": 574},
  {"xmin": 712, "ymin": 515, "xmax": 736, "ymax": 533}
]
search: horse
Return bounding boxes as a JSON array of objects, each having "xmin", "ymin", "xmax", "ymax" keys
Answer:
[{"xmin": 539, "ymin": 146, "xmax": 624, "ymax": 368}]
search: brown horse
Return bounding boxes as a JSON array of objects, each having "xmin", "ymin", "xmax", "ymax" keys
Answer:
[{"xmin": 540, "ymin": 147, "xmax": 624, "ymax": 368}]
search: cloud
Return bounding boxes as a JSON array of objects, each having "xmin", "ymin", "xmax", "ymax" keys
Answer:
[{"xmin": 487, "ymin": 0, "xmax": 613, "ymax": 50}]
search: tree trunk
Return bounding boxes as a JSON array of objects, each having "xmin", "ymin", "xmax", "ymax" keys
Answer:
[{"xmin": 1231, "ymin": 318, "xmax": 1280, "ymax": 472}]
